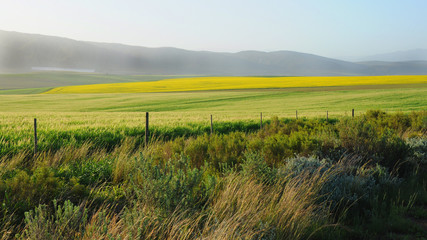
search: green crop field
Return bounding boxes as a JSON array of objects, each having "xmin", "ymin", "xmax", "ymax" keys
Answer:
[
  {"xmin": 0, "ymin": 84, "xmax": 425, "ymax": 118},
  {"xmin": 0, "ymin": 72, "xmax": 200, "ymax": 92},
  {"xmin": 1, "ymin": 74, "xmax": 425, "ymax": 122}
]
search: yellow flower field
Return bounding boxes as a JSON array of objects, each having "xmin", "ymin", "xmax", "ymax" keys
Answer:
[{"xmin": 44, "ymin": 75, "xmax": 427, "ymax": 94}]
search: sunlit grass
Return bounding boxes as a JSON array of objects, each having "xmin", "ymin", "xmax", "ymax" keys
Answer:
[{"xmin": 1, "ymin": 86, "xmax": 426, "ymax": 114}]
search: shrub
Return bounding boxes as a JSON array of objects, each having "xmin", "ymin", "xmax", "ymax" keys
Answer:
[
  {"xmin": 279, "ymin": 155, "xmax": 401, "ymax": 220},
  {"xmin": 240, "ymin": 151, "xmax": 276, "ymax": 184},
  {"xmin": 408, "ymin": 111, "xmax": 427, "ymax": 132},
  {"xmin": 1, "ymin": 168, "xmax": 65, "ymax": 220},
  {"xmin": 130, "ymin": 154, "xmax": 217, "ymax": 213},
  {"xmin": 206, "ymin": 132, "xmax": 247, "ymax": 170},
  {"xmin": 281, "ymin": 155, "xmax": 331, "ymax": 177},
  {"xmin": 338, "ymin": 117, "xmax": 410, "ymax": 171},
  {"xmin": 18, "ymin": 200, "xmax": 88, "ymax": 239},
  {"xmin": 183, "ymin": 134, "xmax": 210, "ymax": 168},
  {"xmin": 405, "ymin": 137, "xmax": 427, "ymax": 178},
  {"xmin": 56, "ymin": 158, "xmax": 113, "ymax": 186}
]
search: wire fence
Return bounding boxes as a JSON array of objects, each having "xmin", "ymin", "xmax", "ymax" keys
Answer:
[{"xmin": 31, "ymin": 109, "xmax": 356, "ymax": 155}]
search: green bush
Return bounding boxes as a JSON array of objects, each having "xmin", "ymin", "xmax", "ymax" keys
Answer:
[
  {"xmin": 0, "ymin": 167, "xmax": 66, "ymax": 227},
  {"xmin": 3, "ymin": 168, "xmax": 63, "ymax": 206},
  {"xmin": 405, "ymin": 137, "xmax": 427, "ymax": 178},
  {"xmin": 207, "ymin": 132, "xmax": 247, "ymax": 169},
  {"xmin": 183, "ymin": 134, "xmax": 210, "ymax": 167},
  {"xmin": 281, "ymin": 155, "xmax": 330, "ymax": 176},
  {"xmin": 130, "ymin": 154, "xmax": 217, "ymax": 213},
  {"xmin": 240, "ymin": 151, "xmax": 276, "ymax": 184},
  {"xmin": 254, "ymin": 131, "xmax": 319, "ymax": 166},
  {"xmin": 56, "ymin": 158, "xmax": 113, "ymax": 186},
  {"xmin": 18, "ymin": 200, "xmax": 88, "ymax": 239},
  {"xmin": 338, "ymin": 117, "xmax": 410, "ymax": 171},
  {"xmin": 279, "ymin": 155, "xmax": 401, "ymax": 220}
]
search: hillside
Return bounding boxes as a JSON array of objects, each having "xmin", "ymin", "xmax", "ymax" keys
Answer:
[
  {"xmin": 1, "ymin": 30, "xmax": 427, "ymax": 76},
  {"xmin": 358, "ymin": 49, "xmax": 427, "ymax": 62},
  {"xmin": 358, "ymin": 61, "xmax": 427, "ymax": 75}
]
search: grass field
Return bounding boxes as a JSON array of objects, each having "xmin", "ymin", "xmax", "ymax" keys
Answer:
[
  {"xmin": 0, "ymin": 85, "xmax": 425, "ymax": 118},
  {"xmin": 44, "ymin": 75, "xmax": 427, "ymax": 93},
  {"xmin": 0, "ymin": 74, "xmax": 425, "ymax": 135},
  {"xmin": 0, "ymin": 72, "xmax": 200, "ymax": 92}
]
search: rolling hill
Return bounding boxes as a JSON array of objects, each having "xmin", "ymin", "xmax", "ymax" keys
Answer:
[
  {"xmin": 358, "ymin": 49, "xmax": 427, "ymax": 62},
  {"xmin": 1, "ymin": 30, "xmax": 427, "ymax": 76}
]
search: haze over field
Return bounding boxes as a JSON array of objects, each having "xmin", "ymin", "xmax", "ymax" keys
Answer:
[
  {"xmin": 1, "ymin": 30, "xmax": 427, "ymax": 76},
  {"xmin": 1, "ymin": 1, "xmax": 427, "ymax": 57}
]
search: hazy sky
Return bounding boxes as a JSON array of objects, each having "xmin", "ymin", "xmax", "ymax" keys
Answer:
[{"xmin": 1, "ymin": 0, "xmax": 426, "ymax": 58}]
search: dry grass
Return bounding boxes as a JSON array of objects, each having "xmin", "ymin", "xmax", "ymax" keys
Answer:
[
  {"xmin": 13, "ymin": 165, "xmax": 334, "ymax": 239},
  {"xmin": 68, "ymin": 170, "xmax": 332, "ymax": 240},
  {"xmin": 199, "ymin": 173, "xmax": 328, "ymax": 239}
]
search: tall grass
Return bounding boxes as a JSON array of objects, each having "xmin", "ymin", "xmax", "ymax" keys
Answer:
[
  {"xmin": 14, "ymin": 168, "xmax": 333, "ymax": 239},
  {"xmin": 0, "ymin": 110, "xmax": 425, "ymax": 239}
]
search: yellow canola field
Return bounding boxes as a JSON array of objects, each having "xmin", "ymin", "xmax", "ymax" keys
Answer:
[{"xmin": 44, "ymin": 75, "xmax": 427, "ymax": 94}]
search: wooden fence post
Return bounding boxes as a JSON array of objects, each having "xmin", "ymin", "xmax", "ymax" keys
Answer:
[
  {"xmin": 34, "ymin": 118, "xmax": 37, "ymax": 155},
  {"xmin": 296, "ymin": 110, "xmax": 298, "ymax": 120},
  {"xmin": 145, "ymin": 112, "xmax": 149, "ymax": 146},
  {"xmin": 210, "ymin": 115, "xmax": 213, "ymax": 134},
  {"xmin": 260, "ymin": 112, "xmax": 263, "ymax": 129},
  {"xmin": 352, "ymin": 109, "xmax": 354, "ymax": 118},
  {"xmin": 326, "ymin": 111, "xmax": 328, "ymax": 121}
]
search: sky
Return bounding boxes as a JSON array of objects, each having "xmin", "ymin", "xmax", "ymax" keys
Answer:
[{"xmin": 1, "ymin": 0, "xmax": 426, "ymax": 59}]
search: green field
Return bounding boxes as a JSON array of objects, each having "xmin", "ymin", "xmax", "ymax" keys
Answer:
[
  {"xmin": 1, "ymin": 74, "xmax": 425, "ymax": 121},
  {"xmin": 0, "ymin": 85, "xmax": 425, "ymax": 120},
  {"xmin": 0, "ymin": 72, "xmax": 200, "ymax": 93}
]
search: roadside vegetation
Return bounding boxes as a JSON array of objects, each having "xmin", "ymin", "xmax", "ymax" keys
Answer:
[{"xmin": 0, "ymin": 110, "xmax": 425, "ymax": 239}]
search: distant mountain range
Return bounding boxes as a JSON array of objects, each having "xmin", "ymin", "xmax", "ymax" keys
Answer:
[
  {"xmin": 1, "ymin": 30, "xmax": 427, "ymax": 76},
  {"xmin": 357, "ymin": 49, "xmax": 427, "ymax": 62}
]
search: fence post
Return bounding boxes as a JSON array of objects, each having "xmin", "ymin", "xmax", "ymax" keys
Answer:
[
  {"xmin": 210, "ymin": 115, "xmax": 213, "ymax": 134},
  {"xmin": 326, "ymin": 110, "xmax": 328, "ymax": 122},
  {"xmin": 352, "ymin": 109, "xmax": 354, "ymax": 118},
  {"xmin": 34, "ymin": 118, "xmax": 38, "ymax": 155},
  {"xmin": 145, "ymin": 112, "xmax": 149, "ymax": 146},
  {"xmin": 260, "ymin": 112, "xmax": 263, "ymax": 129},
  {"xmin": 296, "ymin": 110, "xmax": 298, "ymax": 120}
]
